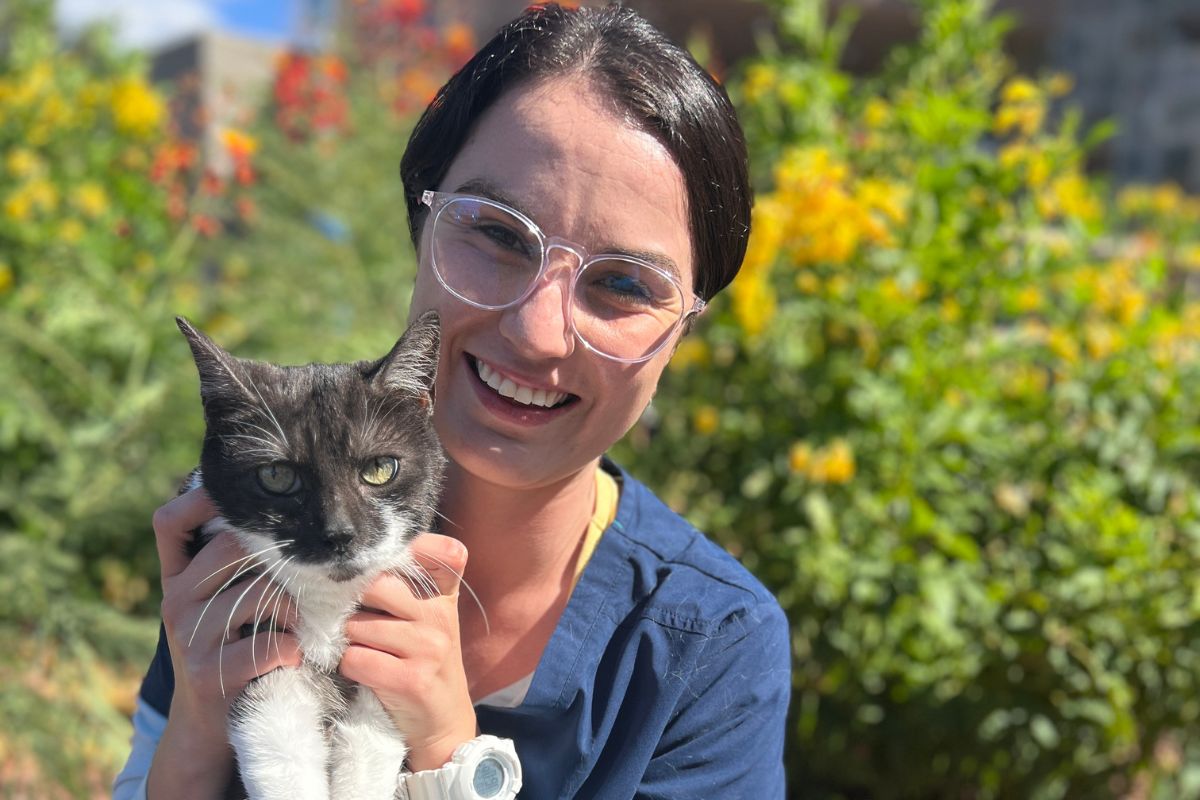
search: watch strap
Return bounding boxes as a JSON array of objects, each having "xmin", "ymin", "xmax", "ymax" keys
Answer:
[{"xmin": 401, "ymin": 763, "xmax": 460, "ymax": 800}]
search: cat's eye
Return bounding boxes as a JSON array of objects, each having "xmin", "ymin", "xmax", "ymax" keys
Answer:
[
  {"xmin": 256, "ymin": 462, "xmax": 301, "ymax": 495},
  {"xmin": 361, "ymin": 456, "xmax": 399, "ymax": 486}
]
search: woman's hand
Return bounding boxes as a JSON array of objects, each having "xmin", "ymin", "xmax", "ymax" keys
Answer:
[
  {"xmin": 147, "ymin": 487, "xmax": 303, "ymax": 798},
  {"xmin": 340, "ymin": 533, "xmax": 477, "ymax": 772}
]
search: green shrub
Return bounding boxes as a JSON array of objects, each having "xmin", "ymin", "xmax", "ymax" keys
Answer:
[
  {"xmin": 0, "ymin": 1, "xmax": 197, "ymax": 792},
  {"xmin": 617, "ymin": 1, "xmax": 1200, "ymax": 797},
  {"xmin": 0, "ymin": 2, "xmax": 461, "ymax": 792}
]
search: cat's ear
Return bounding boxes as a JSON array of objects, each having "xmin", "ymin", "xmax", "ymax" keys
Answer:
[
  {"xmin": 371, "ymin": 310, "xmax": 440, "ymax": 409},
  {"xmin": 176, "ymin": 316, "xmax": 253, "ymax": 406}
]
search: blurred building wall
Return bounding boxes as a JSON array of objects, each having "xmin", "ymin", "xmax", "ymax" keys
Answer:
[
  {"xmin": 150, "ymin": 32, "xmax": 282, "ymax": 175},
  {"xmin": 150, "ymin": 0, "xmax": 1200, "ymax": 192}
]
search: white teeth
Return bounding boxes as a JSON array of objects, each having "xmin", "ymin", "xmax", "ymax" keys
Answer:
[{"xmin": 473, "ymin": 358, "xmax": 567, "ymax": 408}]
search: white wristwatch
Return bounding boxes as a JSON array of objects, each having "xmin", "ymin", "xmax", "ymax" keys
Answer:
[{"xmin": 398, "ymin": 735, "xmax": 523, "ymax": 800}]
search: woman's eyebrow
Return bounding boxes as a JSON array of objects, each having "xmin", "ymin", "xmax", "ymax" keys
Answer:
[{"xmin": 450, "ymin": 178, "xmax": 530, "ymax": 217}]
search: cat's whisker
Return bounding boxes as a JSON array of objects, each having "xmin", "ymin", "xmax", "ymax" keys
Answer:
[
  {"xmin": 269, "ymin": 565, "xmax": 297, "ymax": 665},
  {"xmin": 393, "ymin": 560, "xmax": 439, "ymax": 602},
  {"xmin": 192, "ymin": 541, "xmax": 289, "ymax": 591},
  {"xmin": 431, "ymin": 507, "xmax": 458, "ymax": 530},
  {"xmin": 231, "ymin": 421, "xmax": 290, "ymax": 459},
  {"xmin": 218, "ymin": 568, "xmax": 275, "ymax": 698},
  {"xmin": 412, "ymin": 551, "xmax": 490, "ymax": 636},
  {"xmin": 245, "ymin": 375, "xmax": 292, "ymax": 451},
  {"xmin": 250, "ymin": 558, "xmax": 292, "ymax": 677},
  {"xmin": 189, "ymin": 552, "xmax": 279, "ymax": 648},
  {"xmin": 221, "ymin": 433, "xmax": 286, "ymax": 453},
  {"xmin": 282, "ymin": 581, "xmax": 303, "ymax": 664}
]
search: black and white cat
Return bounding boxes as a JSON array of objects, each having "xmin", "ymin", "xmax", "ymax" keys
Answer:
[{"xmin": 176, "ymin": 311, "xmax": 446, "ymax": 800}]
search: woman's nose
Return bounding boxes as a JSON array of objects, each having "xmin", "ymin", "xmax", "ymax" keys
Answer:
[{"xmin": 497, "ymin": 253, "xmax": 578, "ymax": 360}]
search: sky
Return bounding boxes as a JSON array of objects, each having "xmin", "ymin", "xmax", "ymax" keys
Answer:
[{"xmin": 55, "ymin": 0, "xmax": 295, "ymax": 50}]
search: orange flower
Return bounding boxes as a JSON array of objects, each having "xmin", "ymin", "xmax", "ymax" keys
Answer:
[
  {"xmin": 443, "ymin": 23, "xmax": 475, "ymax": 64},
  {"xmin": 191, "ymin": 214, "xmax": 221, "ymax": 237}
]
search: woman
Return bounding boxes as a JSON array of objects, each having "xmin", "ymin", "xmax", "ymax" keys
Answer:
[{"xmin": 117, "ymin": 5, "xmax": 790, "ymax": 798}]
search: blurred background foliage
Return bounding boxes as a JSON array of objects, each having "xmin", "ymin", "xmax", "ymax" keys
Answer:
[{"xmin": 2, "ymin": 0, "xmax": 1199, "ymax": 796}]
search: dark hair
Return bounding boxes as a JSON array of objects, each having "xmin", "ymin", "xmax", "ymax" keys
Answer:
[{"xmin": 399, "ymin": 3, "xmax": 750, "ymax": 301}]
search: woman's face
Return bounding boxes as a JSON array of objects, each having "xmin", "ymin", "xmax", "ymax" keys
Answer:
[{"xmin": 407, "ymin": 77, "xmax": 695, "ymax": 491}]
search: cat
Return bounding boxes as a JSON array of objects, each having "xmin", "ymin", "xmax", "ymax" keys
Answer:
[{"xmin": 176, "ymin": 310, "xmax": 445, "ymax": 800}]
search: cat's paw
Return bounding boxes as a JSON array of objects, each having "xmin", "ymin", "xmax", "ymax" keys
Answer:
[
  {"xmin": 229, "ymin": 667, "xmax": 330, "ymax": 800},
  {"xmin": 329, "ymin": 686, "xmax": 408, "ymax": 800}
]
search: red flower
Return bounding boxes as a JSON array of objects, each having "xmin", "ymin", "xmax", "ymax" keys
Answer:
[
  {"xmin": 191, "ymin": 214, "xmax": 221, "ymax": 237},
  {"xmin": 201, "ymin": 170, "xmax": 225, "ymax": 197}
]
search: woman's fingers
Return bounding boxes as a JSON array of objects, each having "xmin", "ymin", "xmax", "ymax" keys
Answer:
[
  {"xmin": 343, "ymin": 615, "xmax": 450, "ymax": 660},
  {"xmin": 223, "ymin": 630, "xmax": 304, "ymax": 683},
  {"xmin": 152, "ymin": 487, "xmax": 219, "ymax": 580},
  {"xmin": 409, "ymin": 533, "xmax": 468, "ymax": 597},
  {"xmin": 358, "ymin": 534, "xmax": 467, "ymax": 617},
  {"xmin": 183, "ymin": 571, "xmax": 300, "ymax": 650}
]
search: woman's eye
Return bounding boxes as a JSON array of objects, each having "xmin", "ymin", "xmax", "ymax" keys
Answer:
[
  {"xmin": 594, "ymin": 272, "xmax": 654, "ymax": 305},
  {"xmin": 478, "ymin": 222, "xmax": 530, "ymax": 254},
  {"xmin": 361, "ymin": 456, "xmax": 399, "ymax": 486},
  {"xmin": 256, "ymin": 463, "xmax": 301, "ymax": 495}
]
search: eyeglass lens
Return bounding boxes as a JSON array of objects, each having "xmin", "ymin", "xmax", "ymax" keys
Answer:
[{"xmin": 430, "ymin": 196, "xmax": 685, "ymax": 361}]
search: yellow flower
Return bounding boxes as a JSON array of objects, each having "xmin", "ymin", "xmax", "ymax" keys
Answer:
[
  {"xmin": 693, "ymin": 405, "xmax": 720, "ymax": 435},
  {"xmin": 1084, "ymin": 321, "xmax": 1121, "ymax": 360},
  {"xmin": 26, "ymin": 179, "xmax": 58, "ymax": 213},
  {"xmin": 669, "ymin": 338, "xmax": 710, "ymax": 372},
  {"xmin": 788, "ymin": 442, "xmax": 812, "ymax": 474},
  {"xmin": 1038, "ymin": 172, "xmax": 1100, "ymax": 223},
  {"xmin": 1117, "ymin": 185, "xmax": 1153, "ymax": 217},
  {"xmin": 1151, "ymin": 184, "xmax": 1184, "ymax": 215},
  {"xmin": 1179, "ymin": 244, "xmax": 1200, "ymax": 272},
  {"xmin": 4, "ymin": 191, "xmax": 31, "ymax": 221},
  {"xmin": 78, "ymin": 80, "xmax": 109, "ymax": 109},
  {"xmin": 1001, "ymin": 365, "xmax": 1048, "ymax": 399},
  {"xmin": 3, "ymin": 60, "xmax": 52, "ymax": 109},
  {"xmin": 1015, "ymin": 285, "xmax": 1043, "ymax": 313},
  {"xmin": 743, "ymin": 63, "xmax": 777, "ymax": 104},
  {"xmin": 809, "ymin": 440, "xmax": 856, "ymax": 484},
  {"xmin": 110, "ymin": 77, "xmax": 164, "ymax": 137},
  {"xmin": 796, "ymin": 271, "xmax": 821, "ymax": 294},
  {"xmin": 993, "ymin": 79, "xmax": 1046, "ymax": 138},
  {"xmin": 732, "ymin": 269, "xmax": 776, "ymax": 337},
  {"xmin": 742, "ymin": 197, "xmax": 786, "ymax": 275},
  {"xmin": 58, "ymin": 219, "xmax": 85, "ymax": 244},
  {"xmin": 1047, "ymin": 327, "xmax": 1080, "ymax": 363},
  {"xmin": 863, "ymin": 98, "xmax": 891, "ymax": 129},
  {"xmin": 1025, "ymin": 152, "xmax": 1051, "ymax": 189},
  {"xmin": 5, "ymin": 148, "xmax": 40, "ymax": 178},
  {"xmin": 856, "ymin": 178, "xmax": 909, "ymax": 226},
  {"xmin": 1001, "ymin": 78, "xmax": 1040, "ymax": 105},
  {"xmin": 73, "ymin": 182, "xmax": 108, "ymax": 218}
]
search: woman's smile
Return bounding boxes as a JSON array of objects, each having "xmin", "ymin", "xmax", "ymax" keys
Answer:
[{"xmin": 463, "ymin": 353, "xmax": 579, "ymax": 426}]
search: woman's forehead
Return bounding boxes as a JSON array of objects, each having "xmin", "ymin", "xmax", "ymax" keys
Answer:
[{"xmin": 440, "ymin": 78, "xmax": 694, "ymax": 277}]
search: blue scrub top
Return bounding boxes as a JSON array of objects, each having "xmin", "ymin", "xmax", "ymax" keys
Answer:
[{"xmin": 134, "ymin": 460, "xmax": 791, "ymax": 798}]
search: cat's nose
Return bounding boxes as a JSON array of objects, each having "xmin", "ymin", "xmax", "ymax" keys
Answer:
[{"xmin": 322, "ymin": 527, "xmax": 355, "ymax": 554}]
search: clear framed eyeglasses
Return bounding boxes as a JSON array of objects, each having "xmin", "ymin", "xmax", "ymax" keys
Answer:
[{"xmin": 420, "ymin": 191, "xmax": 705, "ymax": 363}]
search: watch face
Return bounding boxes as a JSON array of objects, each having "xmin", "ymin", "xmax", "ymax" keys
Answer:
[{"xmin": 472, "ymin": 756, "xmax": 507, "ymax": 798}]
